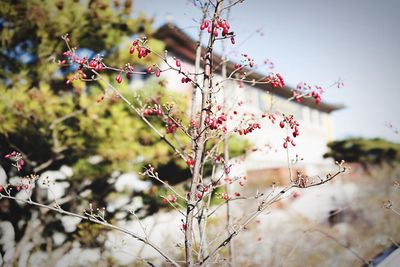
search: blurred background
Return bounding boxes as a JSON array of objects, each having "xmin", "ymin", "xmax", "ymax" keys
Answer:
[{"xmin": 1, "ymin": 0, "xmax": 400, "ymax": 266}]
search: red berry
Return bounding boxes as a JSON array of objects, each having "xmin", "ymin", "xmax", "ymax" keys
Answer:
[
  {"xmin": 147, "ymin": 66, "xmax": 153, "ymax": 73},
  {"xmin": 95, "ymin": 63, "xmax": 103, "ymax": 71},
  {"xmin": 155, "ymin": 69, "xmax": 161, "ymax": 77},
  {"xmin": 210, "ymin": 119, "xmax": 217, "ymax": 130},
  {"xmin": 176, "ymin": 59, "xmax": 181, "ymax": 67},
  {"xmin": 129, "ymin": 46, "xmax": 135, "ymax": 54},
  {"xmin": 186, "ymin": 158, "xmax": 195, "ymax": 167},
  {"xmin": 137, "ymin": 48, "xmax": 143, "ymax": 58},
  {"xmin": 223, "ymin": 193, "xmax": 229, "ymax": 201},
  {"xmin": 115, "ymin": 74, "xmax": 122, "ymax": 84},
  {"xmin": 89, "ymin": 60, "xmax": 96, "ymax": 68},
  {"xmin": 283, "ymin": 142, "xmax": 288, "ymax": 149},
  {"xmin": 279, "ymin": 121, "xmax": 285, "ymax": 128},
  {"xmin": 214, "ymin": 29, "xmax": 219, "ymax": 37},
  {"xmin": 292, "ymin": 192, "xmax": 300, "ymax": 198},
  {"xmin": 170, "ymin": 195, "xmax": 177, "ymax": 203}
]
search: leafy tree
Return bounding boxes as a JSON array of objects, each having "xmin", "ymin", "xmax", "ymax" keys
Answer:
[
  {"xmin": 0, "ymin": 0, "xmax": 181, "ymax": 263},
  {"xmin": 324, "ymin": 138, "xmax": 400, "ymax": 167},
  {"xmin": 0, "ymin": 0, "xmax": 165, "ymax": 172}
]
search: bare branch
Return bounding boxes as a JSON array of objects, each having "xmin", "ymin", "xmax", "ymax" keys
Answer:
[
  {"xmin": 201, "ymin": 163, "xmax": 347, "ymax": 265},
  {"xmin": 0, "ymin": 194, "xmax": 179, "ymax": 266}
]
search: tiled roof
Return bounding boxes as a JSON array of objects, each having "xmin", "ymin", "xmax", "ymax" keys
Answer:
[{"xmin": 153, "ymin": 24, "xmax": 344, "ymax": 113}]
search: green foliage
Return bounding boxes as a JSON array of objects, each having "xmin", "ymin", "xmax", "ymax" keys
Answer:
[
  {"xmin": 200, "ymin": 135, "xmax": 251, "ymax": 177},
  {"xmin": 0, "ymin": 0, "xmax": 154, "ymax": 85},
  {"xmin": 324, "ymin": 137, "xmax": 400, "ymax": 165},
  {"xmin": 0, "ymin": 0, "xmax": 183, "ymax": 252},
  {"xmin": 1, "ymin": 78, "xmax": 189, "ymax": 175},
  {"xmin": 225, "ymin": 135, "xmax": 252, "ymax": 158},
  {"xmin": 75, "ymin": 222, "xmax": 108, "ymax": 247},
  {"xmin": 0, "ymin": 0, "xmax": 171, "ymax": 177}
]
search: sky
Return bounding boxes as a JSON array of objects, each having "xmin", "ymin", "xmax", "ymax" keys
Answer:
[{"xmin": 133, "ymin": 0, "xmax": 400, "ymax": 142}]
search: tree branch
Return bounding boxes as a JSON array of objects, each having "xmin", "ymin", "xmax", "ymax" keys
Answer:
[{"xmin": 0, "ymin": 194, "xmax": 179, "ymax": 266}]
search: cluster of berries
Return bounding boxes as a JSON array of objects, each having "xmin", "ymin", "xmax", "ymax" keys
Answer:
[
  {"xmin": 4, "ymin": 151, "xmax": 24, "ymax": 172},
  {"xmin": 129, "ymin": 40, "xmax": 151, "ymax": 59},
  {"xmin": 279, "ymin": 115, "xmax": 300, "ymax": 148},
  {"xmin": 163, "ymin": 194, "xmax": 177, "ymax": 204},
  {"xmin": 165, "ymin": 119, "xmax": 178, "ymax": 134},
  {"xmin": 200, "ymin": 18, "xmax": 235, "ymax": 44},
  {"xmin": 241, "ymin": 53, "xmax": 255, "ymax": 68},
  {"xmin": 265, "ymin": 113, "xmax": 277, "ymax": 123},
  {"xmin": 204, "ymin": 114, "xmax": 227, "ymax": 130},
  {"xmin": 143, "ymin": 106, "xmax": 163, "ymax": 117},
  {"xmin": 88, "ymin": 57, "xmax": 105, "ymax": 72},
  {"xmin": 237, "ymin": 122, "xmax": 261, "ymax": 135},
  {"xmin": 269, "ymin": 73, "xmax": 285, "ymax": 88},
  {"xmin": 181, "ymin": 77, "xmax": 191, "ymax": 83},
  {"xmin": 0, "ymin": 184, "xmax": 30, "ymax": 193},
  {"xmin": 295, "ymin": 82, "xmax": 325, "ymax": 104}
]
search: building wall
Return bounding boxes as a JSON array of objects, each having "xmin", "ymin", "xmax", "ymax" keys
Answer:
[{"xmin": 157, "ymin": 54, "xmax": 335, "ymax": 177}]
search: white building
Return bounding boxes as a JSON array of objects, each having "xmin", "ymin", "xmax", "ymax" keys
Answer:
[{"xmin": 153, "ymin": 24, "xmax": 343, "ymax": 183}]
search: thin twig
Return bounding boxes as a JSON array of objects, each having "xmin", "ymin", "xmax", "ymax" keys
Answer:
[{"xmin": 0, "ymin": 194, "xmax": 179, "ymax": 266}]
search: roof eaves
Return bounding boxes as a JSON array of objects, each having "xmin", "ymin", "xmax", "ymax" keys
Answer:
[{"xmin": 153, "ymin": 23, "xmax": 344, "ymax": 113}]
